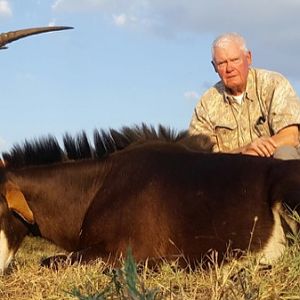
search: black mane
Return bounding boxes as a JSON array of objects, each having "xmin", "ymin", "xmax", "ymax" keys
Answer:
[{"xmin": 2, "ymin": 124, "xmax": 213, "ymax": 169}]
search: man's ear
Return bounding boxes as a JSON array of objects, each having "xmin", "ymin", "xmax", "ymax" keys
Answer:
[
  {"xmin": 5, "ymin": 181, "xmax": 34, "ymax": 224},
  {"xmin": 211, "ymin": 60, "xmax": 218, "ymax": 73},
  {"xmin": 246, "ymin": 50, "xmax": 252, "ymax": 66}
]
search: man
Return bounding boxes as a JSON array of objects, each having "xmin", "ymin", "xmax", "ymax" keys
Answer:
[{"xmin": 189, "ymin": 33, "xmax": 300, "ymax": 159}]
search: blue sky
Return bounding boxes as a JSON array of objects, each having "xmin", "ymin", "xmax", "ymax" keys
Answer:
[{"xmin": 1, "ymin": 0, "xmax": 300, "ymax": 152}]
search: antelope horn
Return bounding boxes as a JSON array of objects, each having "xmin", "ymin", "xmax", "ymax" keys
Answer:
[{"xmin": 0, "ymin": 26, "xmax": 73, "ymax": 49}]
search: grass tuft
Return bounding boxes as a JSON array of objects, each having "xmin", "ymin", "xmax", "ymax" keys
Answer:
[
  {"xmin": 68, "ymin": 247, "xmax": 161, "ymax": 300},
  {"xmin": 1, "ymin": 234, "xmax": 300, "ymax": 299}
]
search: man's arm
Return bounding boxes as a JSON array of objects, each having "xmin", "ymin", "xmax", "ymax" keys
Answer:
[
  {"xmin": 189, "ymin": 104, "xmax": 218, "ymax": 151},
  {"xmin": 237, "ymin": 125, "xmax": 299, "ymax": 157}
]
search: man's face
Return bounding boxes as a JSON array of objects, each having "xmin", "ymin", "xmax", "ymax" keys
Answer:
[{"xmin": 212, "ymin": 41, "xmax": 252, "ymax": 95}]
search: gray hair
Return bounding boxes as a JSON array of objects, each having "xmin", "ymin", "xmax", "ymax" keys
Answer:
[{"xmin": 211, "ymin": 33, "xmax": 248, "ymax": 59}]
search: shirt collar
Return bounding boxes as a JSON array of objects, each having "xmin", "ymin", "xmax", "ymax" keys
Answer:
[{"xmin": 220, "ymin": 68, "xmax": 256, "ymax": 104}]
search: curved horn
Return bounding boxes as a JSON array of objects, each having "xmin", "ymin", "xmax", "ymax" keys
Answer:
[{"xmin": 0, "ymin": 26, "xmax": 73, "ymax": 49}]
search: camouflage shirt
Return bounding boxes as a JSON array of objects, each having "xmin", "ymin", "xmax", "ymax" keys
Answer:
[{"xmin": 189, "ymin": 68, "xmax": 300, "ymax": 153}]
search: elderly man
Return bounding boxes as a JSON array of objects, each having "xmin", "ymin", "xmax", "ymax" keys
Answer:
[{"xmin": 189, "ymin": 33, "xmax": 300, "ymax": 159}]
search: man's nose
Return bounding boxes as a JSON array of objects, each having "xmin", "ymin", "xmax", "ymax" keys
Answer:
[{"xmin": 226, "ymin": 61, "xmax": 234, "ymax": 72}]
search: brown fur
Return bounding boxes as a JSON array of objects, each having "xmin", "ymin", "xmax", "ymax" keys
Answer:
[{"xmin": 0, "ymin": 137, "xmax": 300, "ymax": 270}]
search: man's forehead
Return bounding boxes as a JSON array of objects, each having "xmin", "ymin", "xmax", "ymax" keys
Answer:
[
  {"xmin": 213, "ymin": 39, "xmax": 242, "ymax": 51},
  {"xmin": 213, "ymin": 44, "xmax": 243, "ymax": 59}
]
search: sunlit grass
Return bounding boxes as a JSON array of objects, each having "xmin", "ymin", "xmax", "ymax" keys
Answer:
[{"xmin": 0, "ymin": 234, "xmax": 300, "ymax": 299}]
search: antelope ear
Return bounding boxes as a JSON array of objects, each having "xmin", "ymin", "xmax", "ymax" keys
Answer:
[{"xmin": 5, "ymin": 181, "xmax": 34, "ymax": 224}]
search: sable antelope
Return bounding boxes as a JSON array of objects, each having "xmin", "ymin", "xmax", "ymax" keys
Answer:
[
  {"xmin": 0, "ymin": 25, "xmax": 73, "ymax": 49},
  {"xmin": 0, "ymin": 125, "xmax": 299, "ymax": 273}
]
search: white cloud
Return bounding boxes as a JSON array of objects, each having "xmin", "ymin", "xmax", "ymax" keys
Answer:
[
  {"xmin": 0, "ymin": 0, "xmax": 12, "ymax": 17},
  {"xmin": 52, "ymin": 0, "xmax": 110, "ymax": 12},
  {"xmin": 50, "ymin": 0, "xmax": 300, "ymax": 42},
  {"xmin": 113, "ymin": 13, "xmax": 137, "ymax": 27},
  {"xmin": 113, "ymin": 14, "xmax": 127, "ymax": 27},
  {"xmin": 51, "ymin": 0, "xmax": 300, "ymax": 79},
  {"xmin": 184, "ymin": 91, "xmax": 199, "ymax": 101}
]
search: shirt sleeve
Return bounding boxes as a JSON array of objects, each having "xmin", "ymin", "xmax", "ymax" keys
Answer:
[
  {"xmin": 188, "ymin": 98, "xmax": 218, "ymax": 151},
  {"xmin": 268, "ymin": 74, "xmax": 300, "ymax": 134}
]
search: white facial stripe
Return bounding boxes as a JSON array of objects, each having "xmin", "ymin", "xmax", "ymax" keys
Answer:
[{"xmin": 0, "ymin": 230, "xmax": 14, "ymax": 273}]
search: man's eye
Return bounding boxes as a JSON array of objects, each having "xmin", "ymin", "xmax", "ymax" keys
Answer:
[{"xmin": 232, "ymin": 58, "xmax": 241, "ymax": 63}]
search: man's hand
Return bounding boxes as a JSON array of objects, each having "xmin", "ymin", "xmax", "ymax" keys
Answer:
[
  {"xmin": 230, "ymin": 126, "xmax": 298, "ymax": 157},
  {"xmin": 241, "ymin": 137, "xmax": 277, "ymax": 157}
]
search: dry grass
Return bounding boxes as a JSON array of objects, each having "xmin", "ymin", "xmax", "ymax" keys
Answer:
[{"xmin": 0, "ymin": 235, "xmax": 300, "ymax": 300}]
